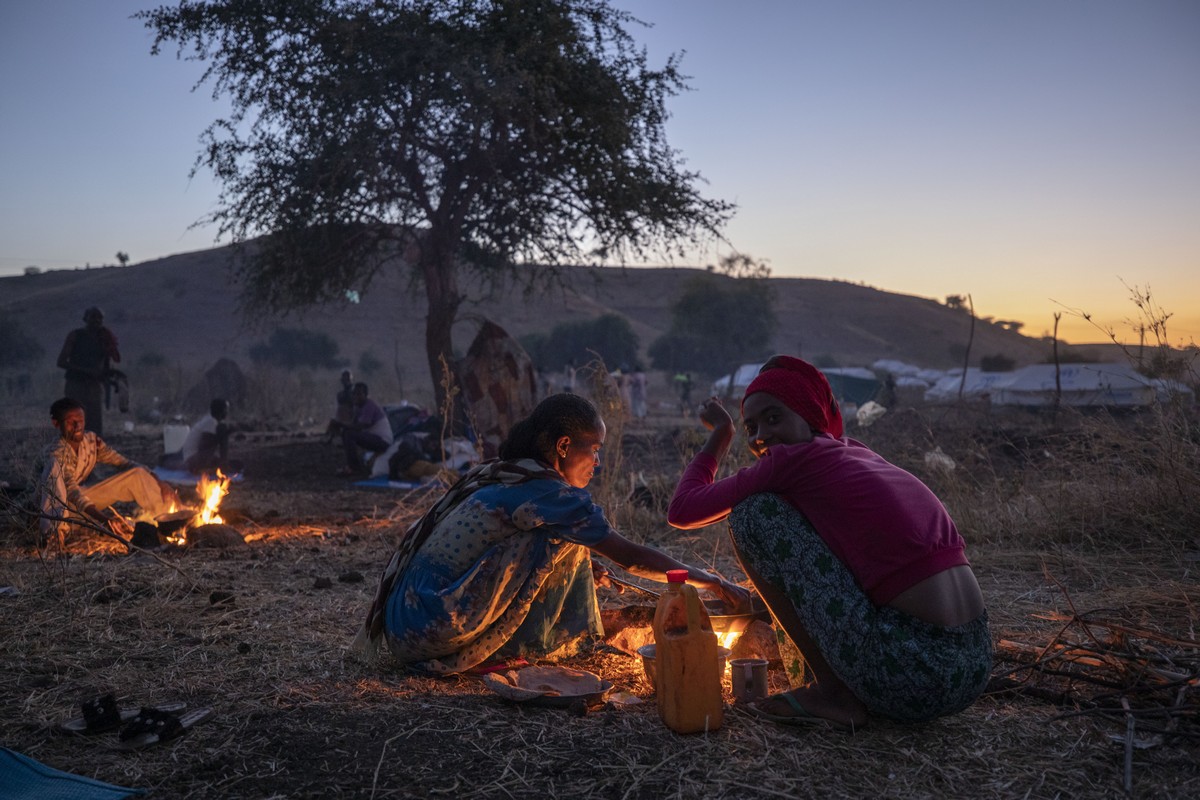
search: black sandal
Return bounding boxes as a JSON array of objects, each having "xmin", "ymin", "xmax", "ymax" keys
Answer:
[
  {"xmin": 57, "ymin": 694, "xmax": 131, "ymax": 735},
  {"xmin": 57, "ymin": 695, "xmax": 188, "ymax": 736},
  {"xmin": 117, "ymin": 706, "xmax": 212, "ymax": 750}
]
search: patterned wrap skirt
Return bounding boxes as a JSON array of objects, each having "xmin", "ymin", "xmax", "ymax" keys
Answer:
[{"xmin": 729, "ymin": 494, "xmax": 992, "ymax": 722}]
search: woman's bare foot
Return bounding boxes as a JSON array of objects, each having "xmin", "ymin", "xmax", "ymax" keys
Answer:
[{"xmin": 753, "ymin": 685, "xmax": 868, "ymax": 730}]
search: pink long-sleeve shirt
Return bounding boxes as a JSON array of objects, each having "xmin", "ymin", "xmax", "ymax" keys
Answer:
[{"xmin": 667, "ymin": 435, "xmax": 968, "ymax": 606}]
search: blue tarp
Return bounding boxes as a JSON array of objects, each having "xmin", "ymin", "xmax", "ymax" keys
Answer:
[{"xmin": 0, "ymin": 747, "xmax": 144, "ymax": 800}]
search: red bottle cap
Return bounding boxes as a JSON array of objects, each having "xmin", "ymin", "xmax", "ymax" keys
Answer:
[{"xmin": 666, "ymin": 569, "xmax": 689, "ymax": 583}]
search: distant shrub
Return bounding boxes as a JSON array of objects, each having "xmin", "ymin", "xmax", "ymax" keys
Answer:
[
  {"xmin": 250, "ymin": 328, "xmax": 344, "ymax": 369},
  {"xmin": 521, "ymin": 313, "xmax": 639, "ymax": 371},
  {"xmin": 980, "ymin": 354, "xmax": 1016, "ymax": 372},
  {"xmin": 649, "ymin": 271, "xmax": 775, "ymax": 376}
]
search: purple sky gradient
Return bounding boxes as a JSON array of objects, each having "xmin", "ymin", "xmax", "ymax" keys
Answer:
[{"xmin": 2, "ymin": 1, "xmax": 1197, "ymax": 344}]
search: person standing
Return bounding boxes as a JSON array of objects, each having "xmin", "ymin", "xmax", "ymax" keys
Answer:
[
  {"xmin": 629, "ymin": 365, "xmax": 648, "ymax": 419},
  {"xmin": 56, "ymin": 307, "xmax": 119, "ymax": 436},
  {"xmin": 561, "ymin": 359, "xmax": 577, "ymax": 393},
  {"xmin": 324, "ymin": 369, "xmax": 355, "ymax": 442}
]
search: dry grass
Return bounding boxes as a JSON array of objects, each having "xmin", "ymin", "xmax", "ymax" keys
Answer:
[{"xmin": 2, "ymin": 402, "xmax": 1199, "ymax": 798}]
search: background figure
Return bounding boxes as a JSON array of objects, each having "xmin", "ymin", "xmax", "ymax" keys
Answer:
[
  {"xmin": 561, "ymin": 359, "xmax": 577, "ymax": 393},
  {"xmin": 629, "ymin": 365, "xmax": 648, "ymax": 419},
  {"xmin": 674, "ymin": 372, "xmax": 694, "ymax": 416},
  {"xmin": 331, "ymin": 382, "xmax": 393, "ymax": 476},
  {"xmin": 162, "ymin": 398, "xmax": 240, "ymax": 475},
  {"xmin": 57, "ymin": 307, "xmax": 119, "ymax": 436},
  {"xmin": 324, "ymin": 370, "xmax": 355, "ymax": 442}
]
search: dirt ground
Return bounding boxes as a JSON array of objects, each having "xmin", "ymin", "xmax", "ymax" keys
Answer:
[{"xmin": 1, "ymin": 418, "xmax": 1198, "ymax": 799}]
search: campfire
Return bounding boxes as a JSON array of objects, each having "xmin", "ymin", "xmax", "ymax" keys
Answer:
[
  {"xmin": 195, "ymin": 470, "xmax": 230, "ymax": 526},
  {"xmin": 155, "ymin": 471, "xmax": 233, "ymax": 547}
]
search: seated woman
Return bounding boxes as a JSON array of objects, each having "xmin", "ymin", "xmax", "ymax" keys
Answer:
[
  {"xmin": 353, "ymin": 393, "xmax": 749, "ymax": 674},
  {"xmin": 667, "ymin": 356, "xmax": 991, "ymax": 730}
]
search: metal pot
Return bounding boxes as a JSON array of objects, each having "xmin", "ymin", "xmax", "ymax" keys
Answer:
[
  {"xmin": 703, "ymin": 597, "xmax": 772, "ymax": 635},
  {"xmin": 605, "ymin": 575, "xmax": 771, "ymax": 635},
  {"xmin": 155, "ymin": 510, "xmax": 195, "ymax": 538}
]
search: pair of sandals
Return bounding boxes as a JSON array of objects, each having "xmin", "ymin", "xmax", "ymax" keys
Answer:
[{"xmin": 57, "ymin": 694, "xmax": 213, "ymax": 750}]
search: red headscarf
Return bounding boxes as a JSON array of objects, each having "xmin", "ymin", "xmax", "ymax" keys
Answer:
[{"xmin": 741, "ymin": 356, "xmax": 844, "ymax": 438}]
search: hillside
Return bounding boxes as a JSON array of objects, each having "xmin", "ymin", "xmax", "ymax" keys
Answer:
[{"xmin": 1, "ymin": 243, "xmax": 1111, "ymax": 404}]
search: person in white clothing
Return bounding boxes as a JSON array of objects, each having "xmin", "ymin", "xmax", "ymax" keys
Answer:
[
  {"xmin": 39, "ymin": 398, "xmax": 179, "ymax": 545},
  {"xmin": 161, "ymin": 398, "xmax": 239, "ymax": 475},
  {"xmin": 329, "ymin": 383, "xmax": 394, "ymax": 476}
]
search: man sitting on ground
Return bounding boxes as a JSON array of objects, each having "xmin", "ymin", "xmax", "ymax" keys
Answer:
[
  {"xmin": 161, "ymin": 398, "xmax": 241, "ymax": 475},
  {"xmin": 39, "ymin": 397, "xmax": 179, "ymax": 544},
  {"xmin": 329, "ymin": 382, "xmax": 394, "ymax": 477}
]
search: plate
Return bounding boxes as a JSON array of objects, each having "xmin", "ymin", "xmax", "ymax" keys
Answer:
[{"xmin": 481, "ymin": 666, "xmax": 614, "ymax": 708}]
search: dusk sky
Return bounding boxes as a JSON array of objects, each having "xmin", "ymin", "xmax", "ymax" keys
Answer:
[{"xmin": 2, "ymin": 1, "xmax": 1197, "ymax": 346}]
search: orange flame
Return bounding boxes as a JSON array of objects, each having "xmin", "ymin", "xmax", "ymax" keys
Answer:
[
  {"xmin": 195, "ymin": 470, "xmax": 230, "ymax": 526},
  {"xmin": 716, "ymin": 630, "xmax": 740, "ymax": 651}
]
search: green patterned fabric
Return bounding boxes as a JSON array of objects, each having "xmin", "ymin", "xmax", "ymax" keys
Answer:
[{"xmin": 730, "ymin": 494, "xmax": 992, "ymax": 722}]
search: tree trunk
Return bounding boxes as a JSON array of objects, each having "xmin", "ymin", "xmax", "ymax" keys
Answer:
[{"xmin": 419, "ymin": 240, "xmax": 463, "ymax": 412}]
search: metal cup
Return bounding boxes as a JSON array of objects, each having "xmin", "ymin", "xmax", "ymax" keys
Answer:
[{"xmin": 729, "ymin": 657, "xmax": 769, "ymax": 704}]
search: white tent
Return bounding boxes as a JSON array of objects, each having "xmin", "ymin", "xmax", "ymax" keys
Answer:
[
  {"xmin": 710, "ymin": 362, "xmax": 766, "ymax": 397},
  {"xmin": 991, "ymin": 363, "xmax": 1156, "ymax": 408},
  {"xmin": 871, "ymin": 359, "xmax": 923, "ymax": 378},
  {"xmin": 1151, "ymin": 378, "xmax": 1196, "ymax": 404},
  {"xmin": 923, "ymin": 369, "xmax": 1016, "ymax": 402}
]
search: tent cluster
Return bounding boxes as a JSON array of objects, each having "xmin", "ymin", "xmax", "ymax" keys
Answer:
[
  {"xmin": 710, "ymin": 363, "xmax": 882, "ymax": 408},
  {"xmin": 882, "ymin": 360, "xmax": 1194, "ymax": 408},
  {"xmin": 711, "ymin": 359, "xmax": 1194, "ymax": 412}
]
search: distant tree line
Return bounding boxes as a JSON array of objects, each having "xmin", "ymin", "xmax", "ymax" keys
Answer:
[{"xmin": 521, "ymin": 253, "xmax": 778, "ymax": 379}]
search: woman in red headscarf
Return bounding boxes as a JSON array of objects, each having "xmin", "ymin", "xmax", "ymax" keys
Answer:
[{"xmin": 668, "ymin": 355, "xmax": 990, "ymax": 730}]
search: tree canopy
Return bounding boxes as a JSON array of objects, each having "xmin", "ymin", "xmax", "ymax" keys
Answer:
[
  {"xmin": 648, "ymin": 254, "xmax": 775, "ymax": 376},
  {"xmin": 141, "ymin": 0, "xmax": 732, "ymax": 404}
]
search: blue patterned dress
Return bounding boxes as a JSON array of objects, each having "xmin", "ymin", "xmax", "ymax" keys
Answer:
[{"xmin": 383, "ymin": 465, "xmax": 613, "ymax": 674}]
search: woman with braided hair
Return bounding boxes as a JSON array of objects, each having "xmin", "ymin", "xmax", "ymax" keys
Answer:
[
  {"xmin": 353, "ymin": 393, "xmax": 749, "ymax": 674},
  {"xmin": 668, "ymin": 355, "xmax": 991, "ymax": 730}
]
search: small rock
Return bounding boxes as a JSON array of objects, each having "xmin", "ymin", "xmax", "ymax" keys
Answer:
[
  {"xmin": 209, "ymin": 590, "xmax": 236, "ymax": 606},
  {"xmin": 92, "ymin": 585, "xmax": 126, "ymax": 604},
  {"xmin": 313, "ymin": 577, "xmax": 334, "ymax": 590},
  {"xmin": 338, "ymin": 571, "xmax": 365, "ymax": 584},
  {"xmin": 189, "ymin": 523, "xmax": 247, "ymax": 549}
]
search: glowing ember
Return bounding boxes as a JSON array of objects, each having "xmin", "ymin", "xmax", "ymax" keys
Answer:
[{"xmin": 196, "ymin": 470, "xmax": 230, "ymax": 525}]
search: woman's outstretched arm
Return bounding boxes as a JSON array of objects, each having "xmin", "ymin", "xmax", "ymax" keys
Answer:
[{"xmin": 590, "ymin": 530, "xmax": 751, "ymax": 611}]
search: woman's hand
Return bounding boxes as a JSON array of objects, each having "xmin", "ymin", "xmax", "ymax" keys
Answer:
[
  {"xmin": 591, "ymin": 559, "xmax": 620, "ymax": 592},
  {"xmin": 711, "ymin": 579, "xmax": 753, "ymax": 614},
  {"xmin": 698, "ymin": 397, "xmax": 733, "ymax": 432},
  {"xmin": 697, "ymin": 398, "xmax": 735, "ymax": 463}
]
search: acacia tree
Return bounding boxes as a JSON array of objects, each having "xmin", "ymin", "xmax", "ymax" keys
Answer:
[{"xmin": 141, "ymin": 0, "xmax": 732, "ymax": 404}]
